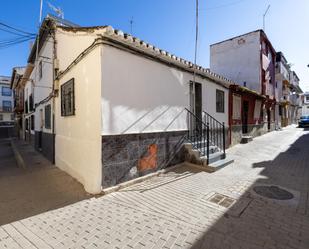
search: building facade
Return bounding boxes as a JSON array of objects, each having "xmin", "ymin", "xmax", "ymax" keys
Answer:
[
  {"xmin": 12, "ymin": 17, "xmax": 234, "ymax": 193},
  {"xmin": 302, "ymin": 92, "xmax": 309, "ymax": 116},
  {"xmin": 54, "ymin": 25, "xmax": 231, "ymax": 193},
  {"xmin": 210, "ymin": 30, "xmax": 277, "ymax": 141},
  {"xmin": 0, "ymin": 76, "xmax": 14, "ymax": 135},
  {"xmin": 10, "ymin": 67, "xmax": 26, "ymax": 138},
  {"xmin": 289, "ymin": 71, "xmax": 302, "ymax": 124},
  {"xmin": 275, "ymin": 52, "xmax": 303, "ymax": 127}
]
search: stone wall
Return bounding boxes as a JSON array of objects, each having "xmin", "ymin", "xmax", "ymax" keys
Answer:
[
  {"xmin": 231, "ymin": 123, "xmax": 272, "ymax": 146},
  {"xmin": 102, "ymin": 131, "xmax": 187, "ymax": 188}
]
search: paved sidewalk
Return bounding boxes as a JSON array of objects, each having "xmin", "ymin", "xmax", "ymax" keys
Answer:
[
  {"xmin": 0, "ymin": 139, "xmax": 90, "ymax": 226},
  {"xmin": 1, "ymin": 126, "xmax": 309, "ymax": 248}
]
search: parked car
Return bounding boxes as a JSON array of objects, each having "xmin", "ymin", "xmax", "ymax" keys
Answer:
[{"xmin": 298, "ymin": 116, "xmax": 309, "ymax": 127}]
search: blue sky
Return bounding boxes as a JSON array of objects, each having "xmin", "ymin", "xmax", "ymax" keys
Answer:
[{"xmin": 1, "ymin": 0, "xmax": 308, "ymax": 90}]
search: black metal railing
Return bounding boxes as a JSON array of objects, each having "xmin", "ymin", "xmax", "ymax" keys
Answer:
[
  {"xmin": 185, "ymin": 108, "xmax": 210, "ymax": 164},
  {"xmin": 203, "ymin": 111, "xmax": 226, "ymax": 157}
]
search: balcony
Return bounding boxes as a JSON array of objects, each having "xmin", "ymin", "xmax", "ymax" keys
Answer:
[{"xmin": 275, "ymin": 62, "xmax": 290, "ymax": 84}]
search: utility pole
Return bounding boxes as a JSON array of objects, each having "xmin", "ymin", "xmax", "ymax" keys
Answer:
[
  {"xmin": 263, "ymin": 4, "xmax": 270, "ymax": 31},
  {"xmin": 192, "ymin": 0, "xmax": 198, "ymax": 114}
]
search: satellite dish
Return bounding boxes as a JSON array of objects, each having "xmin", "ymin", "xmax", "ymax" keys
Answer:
[{"xmin": 47, "ymin": 2, "xmax": 64, "ymax": 19}]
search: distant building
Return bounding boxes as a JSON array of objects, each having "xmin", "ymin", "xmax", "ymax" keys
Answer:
[
  {"xmin": 0, "ymin": 76, "xmax": 14, "ymax": 127},
  {"xmin": 10, "ymin": 67, "xmax": 26, "ymax": 138},
  {"xmin": 289, "ymin": 71, "xmax": 302, "ymax": 124},
  {"xmin": 210, "ymin": 30, "xmax": 276, "ymax": 144},
  {"xmin": 302, "ymin": 92, "xmax": 309, "ymax": 116},
  {"xmin": 275, "ymin": 52, "xmax": 303, "ymax": 127}
]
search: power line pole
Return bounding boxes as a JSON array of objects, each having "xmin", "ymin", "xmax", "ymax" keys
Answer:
[
  {"xmin": 192, "ymin": 0, "xmax": 199, "ymax": 114},
  {"xmin": 263, "ymin": 4, "xmax": 270, "ymax": 31}
]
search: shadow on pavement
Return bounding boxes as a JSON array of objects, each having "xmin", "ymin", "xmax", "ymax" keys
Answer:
[
  {"xmin": 0, "ymin": 138, "xmax": 92, "ymax": 226},
  {"xmin": 189, "ymin": 131, "xmax": 309, "ymax": 249}
]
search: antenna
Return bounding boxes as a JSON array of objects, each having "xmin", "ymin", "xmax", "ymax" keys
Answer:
[
  {"xmin": 130, "ymin": 16, "xmax": 134, "ymax": 34},
  {"xmin": 47, "ymin": 2, "xmax": 64, "ymax": 19},
  {"xmin": 263, "ymin": 4, "xmax": 270, "ymax": 31}
]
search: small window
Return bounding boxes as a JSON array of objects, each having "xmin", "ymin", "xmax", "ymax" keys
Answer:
[
  {"xmin": 45, "ymin": 104, "xmax": 51, "ymax": 129},
  {"xmin": 39, "ymin": 61, "xmax": 43, "ymax": 79},
  {"xmin": 0, "ymin": 114, "xmax": 3, "ymax": 121},
  {"xmin": 216, "ymin": 90, "xmax": 225, "ymax": 113},
  {"xmin": 61, "ymin": 78, "xmax": 75, "ymax": 116},
  {"xmin": 11, "ymin": 114, "xmax": 14, "ymax": 121},
  {"xmin": 2, "ymin": 101, "xmax": 12, "ymax": 112},
  {"xmin": 2, "ymin": 87, "xmax": 12, "ymax": 96},
  {"xmin": 31, "ymin": 115, "xmax": 34, "ymax": 130}
]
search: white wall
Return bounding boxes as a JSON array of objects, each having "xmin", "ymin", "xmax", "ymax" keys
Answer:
[
  {"xmin": 34, "ymin": 100, "xmax": 53, "ymax": 133},
  {"xmin": 101, "ymin": 45, "xmax": 229, "ymax": 135},
  {"xmin": 55, "ymin": 29, "xmax": 102, "ymax": 194},
  {"xmin": 53, "ymin": 27, "xmax": 229, "ymax": 193},
  {"xmin": 304, "ymin": 94, "xmax": 309, "ymax": 104},
  {"xmin": 32, "ymin": 36, "xmax": 54, "ymax": 109},
  {"xmin": 302, "ymin": 105, "xmax": 309, "ymax": 116},
  {"xmin": 23, "ymin": 35, "xmax": 55, "ymax": 134},
  {"xmin": 210, "ymin": 32, "xmax": 261, "ymax": 93},
  {"xmin": 0, "ymin": 113, "xmax": 13, "ymax": 122}
]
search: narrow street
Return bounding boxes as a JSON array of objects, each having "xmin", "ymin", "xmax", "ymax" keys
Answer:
[
  {"xmin": 0, "ymin": 126, "xmax": 308, "ymax": 249},
  {"xmin": 0, "ymin": 138, "xmax": 90, "ymax": 226}
]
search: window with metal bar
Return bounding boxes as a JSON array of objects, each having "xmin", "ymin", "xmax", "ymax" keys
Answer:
[
  {"xmin": 61, "ymin": 78, "xmax": 75, "ymax": 116},
  {"xmin": 216, "ymin": 89, "xmax": 225, "ymax": 113}
]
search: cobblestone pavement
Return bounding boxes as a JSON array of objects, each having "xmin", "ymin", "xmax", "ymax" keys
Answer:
[
  {"xmin": 1, "ymin": 126, "xmax": 309, "ymax": 249},
  {"xmin": 0, "ymin": 139, "xmax": 90, "ymax": 226}
]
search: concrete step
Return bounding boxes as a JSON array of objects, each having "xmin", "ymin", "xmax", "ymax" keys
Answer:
[
  {"xmin": 241, "ymin": 135, "xmax": 253, "ymax": 144},
  {"xmin": 201, "ymin": 151, "xmax": 225, "ymax": 164},
  {"xmin": 206, "ymin": 157, "xmax": 235, "ymax": 172}
]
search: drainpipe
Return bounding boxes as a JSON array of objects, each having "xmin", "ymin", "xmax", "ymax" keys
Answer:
[
  {"xmin": 52, "ymin": 27, "xmax": 57, "ymax": 164},
  {"xmin": 228, "ymin": 86, "xmax": 233, "ymax": 146}
]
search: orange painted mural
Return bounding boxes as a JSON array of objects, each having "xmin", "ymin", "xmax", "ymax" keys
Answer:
[{"xmin": 138, "ymin": 144, "xmax": 158, "ymax": 172}]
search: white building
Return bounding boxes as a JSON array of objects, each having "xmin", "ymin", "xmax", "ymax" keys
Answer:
[
  {"xmin": 0, "ymin": 76, "xmax": 14, "ymax": 130},
  {"xmin": 18, "ymin": 16, "xmax": 78, "ymax": 161},
  {"xmin": 210, "ymin": 30, "xmax": 277, "ymax": 142},
  {"xmin": 18, "ymin": 16, "xmax": 234, "ymax": 193},
  {"xmin": 54, "ymin": 25, "xmax": 233, "ymax": 193},
  {"xmin": 301, "ymin": 92, "xmax": 309, "ymax": 116}
]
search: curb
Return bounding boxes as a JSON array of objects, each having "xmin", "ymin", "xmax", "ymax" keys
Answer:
[
  {"xmin": 10, "ymin": 139, "xmax": 26, "ymax": 169},
  {"xmin": 101, "ymin": 163, "xmax": 188, "ymax": 195}
]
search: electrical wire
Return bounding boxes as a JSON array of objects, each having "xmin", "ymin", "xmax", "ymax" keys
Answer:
[
  {"xmin": 0, "ymin": 21, "xmax": 36, "ymax": 49},
  {"xmin": 199, "ymin": 0, "xmax": 247, "ymax": 11},
  {"xmin": 0, "ymin": 22, "xmax": 35, "ymax": 36},
  {"xmin": 0, "ymin": 27, "xmax": 31, "ymax": 37},
  {"xmin": 0, "ymin": 37, "xmax": 34, "ymax": 49}
]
